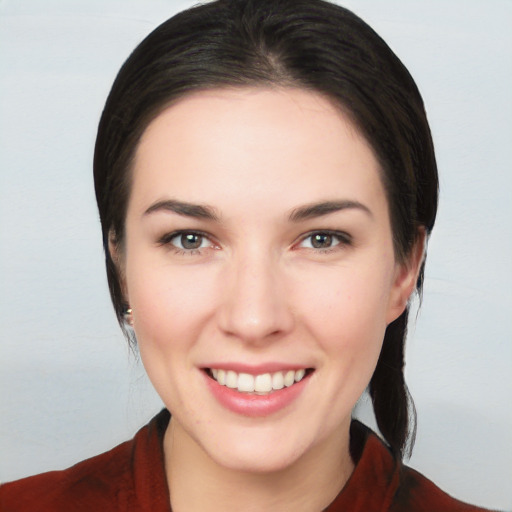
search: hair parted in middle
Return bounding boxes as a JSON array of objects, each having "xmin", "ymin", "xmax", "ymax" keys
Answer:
[{"xmin": 94, "ymin": 0, "xmax": 438, "ymax": 459}]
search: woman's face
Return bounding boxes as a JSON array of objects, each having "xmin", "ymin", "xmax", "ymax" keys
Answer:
[{"xmin": 121, "ymin": 87, "xmax": 418, "ymax": 473}]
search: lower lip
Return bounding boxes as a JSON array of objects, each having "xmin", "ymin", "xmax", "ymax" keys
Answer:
[{"xmin": 204, "ymin": 371, "xmax": 310, "ymax": 417}]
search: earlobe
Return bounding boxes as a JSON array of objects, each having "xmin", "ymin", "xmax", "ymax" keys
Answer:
[{"xmin": 386, "ymin": 228, "xmax": 426, "ymax": 324}]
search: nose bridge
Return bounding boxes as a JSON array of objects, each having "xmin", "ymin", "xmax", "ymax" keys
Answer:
[{"xmin": 218, "ymin": 244, "xmax": 293, "ymax": 342}]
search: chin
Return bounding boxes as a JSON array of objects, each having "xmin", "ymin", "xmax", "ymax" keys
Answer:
[
  {"xmin": 193, "ymin": 419, "xmax": 326, "ymax": 475},
  {"xmin": 208, "ymin": 440, "xmax": 307, "ymax": 475}
]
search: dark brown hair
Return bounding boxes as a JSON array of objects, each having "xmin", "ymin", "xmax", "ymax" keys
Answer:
[{"xmin": 94, "ymin": 0, "xmax": 438, "ymax": 459}]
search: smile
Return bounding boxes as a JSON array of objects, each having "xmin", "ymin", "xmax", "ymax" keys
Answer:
[
  {"xmin": 207, "ymin": 368, "xmax": 311, "ymax": 395},
  {"xmin": 203, "ymin": 366, "xmax": 314, "ymax": 417}
]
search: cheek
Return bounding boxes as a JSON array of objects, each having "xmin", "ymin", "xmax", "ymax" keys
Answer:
[
  {"xmin": 125, "ymin": 256, "xmax": 219, "ymax": 351},
  {"xmin": 124, "ymin": 258, "xmax": 221, "ymax": 411},
  {"xmin": 294, "ymin": 261, "xmax": 394, "ymax": 355}
]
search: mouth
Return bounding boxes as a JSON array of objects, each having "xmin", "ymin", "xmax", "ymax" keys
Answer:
[{"xmin": 205, "ymin": 368, "xmax": 314, "ymax": 395}]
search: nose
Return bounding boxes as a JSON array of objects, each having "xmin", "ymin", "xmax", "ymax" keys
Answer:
[{"xmin": 217, "ymin": 250, "xmax": 294, "ymax": 344}]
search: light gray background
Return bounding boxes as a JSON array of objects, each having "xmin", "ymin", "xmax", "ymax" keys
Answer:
[{"xmin": 0, "ymin": 1, "xmax": 511, "ymax": 510}]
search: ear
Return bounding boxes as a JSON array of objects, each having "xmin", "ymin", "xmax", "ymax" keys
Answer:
[
  {"xmin": 386, "ymin": 227, "xmax": 426, "ymax": 324},
  {"xmin": 108, "ymin": 229, "xmax": 129, "ymax": 303}
]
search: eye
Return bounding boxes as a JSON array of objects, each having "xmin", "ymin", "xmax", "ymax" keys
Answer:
[
  {"xmin": 174, "ymin": 232, "xmax": 207, "ymax": 250},
  {"xmin": 158, "ymin": 230, "xmax": 215, "ymax": 253},
  {"xmin": 309, "ymin": 233, "xmax": 335, "ymax": 249},
  {"xmin": 298, "ymin": 230, "xmax": 351, "ymax": 251}
]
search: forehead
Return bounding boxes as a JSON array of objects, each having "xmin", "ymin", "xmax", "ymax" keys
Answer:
[{"xmin": 130, "ymin": 87, "xmax": 386, "ymax": 217}]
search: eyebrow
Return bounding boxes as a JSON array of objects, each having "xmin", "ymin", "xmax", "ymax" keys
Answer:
[
  {"xmin": 144, "ymin": 199, "xmax": 220, "ymax": 221},
  {"xmin": 288, "ymin": 200, "xmax": 373, "ymax": 222},
  {"xmin": 143, "ymin": 198, "xmax": 371, "ymax": 223}
]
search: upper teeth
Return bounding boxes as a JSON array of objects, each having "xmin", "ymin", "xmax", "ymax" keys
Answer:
[{"xmin": 211, "ymin": 369, "xmax": 306, "ymax": 394}]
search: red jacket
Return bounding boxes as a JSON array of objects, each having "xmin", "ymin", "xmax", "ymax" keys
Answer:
[{"xmin": 0, "ymin": 410, "xmax": 496, "ymax": 511}]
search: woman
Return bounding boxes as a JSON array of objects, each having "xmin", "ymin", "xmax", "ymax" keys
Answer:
[{"xmin": 0, "ymin": 0, "xmax": 504, "ymax": 510}]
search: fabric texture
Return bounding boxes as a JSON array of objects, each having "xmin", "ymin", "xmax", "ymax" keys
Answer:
[{"xmin": 0, "ymin": 410, "xmax": 496, "ymax": 511}]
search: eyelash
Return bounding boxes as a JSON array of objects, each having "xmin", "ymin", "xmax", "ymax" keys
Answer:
[
  {"xmin": 157, "ymin": 230, "xmax": 216, "ymax": 255},
  {"xmin": 295, "ymin": 230, "xmax": 352, "ymax": 253},
  {"xmin": 157, "ymin": 229, "xmax": 352, "ymax": 255}
]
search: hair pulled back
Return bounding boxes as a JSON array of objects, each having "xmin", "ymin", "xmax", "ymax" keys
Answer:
[{"xmin": 94, "ymin": 0, "xmax": 438, "ymax": 459}]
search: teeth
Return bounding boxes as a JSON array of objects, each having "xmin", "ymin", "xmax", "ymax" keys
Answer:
[
  {"xmin": 254, "ymin": 373, "xmax": 272, "ymax": 393},
  {"xmin": 272, "ymin": 372, "xmax": 284, "ymax": 390},
  {"xmin": 210, "ymin": 368, "xmax": 308, "ymax": 394},
  {"xmin": 226, "ymin": 370, "xmax": 237, "ymax": 389},
  {"xmin": 284, "ymin": 370, "xmax": 295, "ymax": 387},
  {"xmin": 294, "ymin": 368, "xmax": 305, "ymax": 382},
  {"xmin": 238, "ymin": 373, "xmax": 255, "ymax": 392}
]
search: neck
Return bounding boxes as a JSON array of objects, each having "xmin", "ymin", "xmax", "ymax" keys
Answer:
[{"xmin": 164, "ymin": 418, "xmax": 354, "ymax": 512}]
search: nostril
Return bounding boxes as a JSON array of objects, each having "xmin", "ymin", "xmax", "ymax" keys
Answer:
[{"xmin": 216, "ymin": 269, "xmax": 294, "ymax": 342}]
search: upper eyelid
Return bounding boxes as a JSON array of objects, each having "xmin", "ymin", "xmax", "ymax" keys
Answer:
[
  {"xmin": 156, "ymin": 229, "xmax": 351, "ymax": 248},
  {"xmin": 157, "ymin": 229, "xmax": 215, "ymax": 246},
  {"xmin": 297, "ymin": 229, "xmax": 352, "ymax": 243}
]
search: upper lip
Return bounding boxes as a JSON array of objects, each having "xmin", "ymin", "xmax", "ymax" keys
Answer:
[{"xmin": 201, "ymin": 362, "xmax": 313, "ymax": 375}]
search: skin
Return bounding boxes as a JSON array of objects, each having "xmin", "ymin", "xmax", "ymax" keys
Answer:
[{"xmin": 114, "ymin": 87, "xmax": 424, "ymax": 512}]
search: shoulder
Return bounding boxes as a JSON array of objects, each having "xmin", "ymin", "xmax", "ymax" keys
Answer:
[
  {"xmin": 0, "ymin": 437, "xmax": 134, "ymax": 511},
  {"xmin": 340, "ymin": 421, "xmax": 498, "ymax": 512},
  {"xmin": 392, "ymin": 463, "xmax": 497, "ymax": 512},
  {"xmin": 0, "ymin": 410, "xmax": 171, "ymax": 512}
]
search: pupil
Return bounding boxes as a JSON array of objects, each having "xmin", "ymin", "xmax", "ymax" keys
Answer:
[
  {"xmin": 312, "ymin": 233, "xmax": 332, "ymax": 248},
  {"xmin": 181, "ymin": 233, "xmax": 202, "ymax": 249}
]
